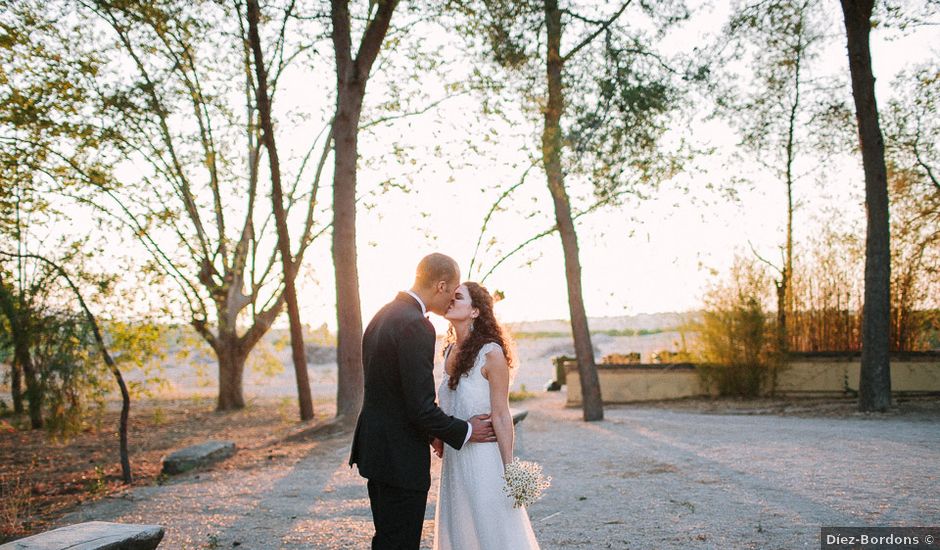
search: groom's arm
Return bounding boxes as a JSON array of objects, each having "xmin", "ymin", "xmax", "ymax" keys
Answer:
[{"xmin": 398, "ymin": 319, "xmax": 469, "ymax": 450}]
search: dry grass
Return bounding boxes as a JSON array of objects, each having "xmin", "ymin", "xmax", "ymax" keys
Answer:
[{"xmin": 0, "ymin": 471, "xmax": 33, "ymax": 536}]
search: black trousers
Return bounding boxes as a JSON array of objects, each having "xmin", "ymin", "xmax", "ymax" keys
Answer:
[{"xmin": 367, "ymin": 479, "xmax": 428, "ymax": 550}]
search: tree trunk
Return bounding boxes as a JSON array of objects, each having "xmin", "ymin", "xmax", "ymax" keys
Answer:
[
  {"xmin": 11, "ymin": 361, "xmax": 24, "ymax": 414},
  {"xmin": 216, "ymin": 334, "xmax": 247, "ymax": 411},
  {"xmin": 0, "ymin": 283, "xmax": 29, "ymax": 417},
  {"xmin": 543, "ymin": 0, "xmax": 603, "ymax": 421},
  {"xmin": 330, "ymin": 0, "xmax": 398, "ymax": 421},
  {"xmin": 332, "ymin": 84, "xmax": 365, "ymax": 420},
  {"xmin": 15, "ymin": 341, "xmax": 43, "ymax": 429},
  {"xmin": 246, "ymin": 0, "xmax": 314, "ymax": 421},
  {"xmin": 840, "ymin": 0, "xmax": 891, "ymax": 412},
  {"xmin": 780, "ymin": 138, "xmax": 793, "ymax": 356},
  {"xmin": 780, "ymin": 24, "xmax": 801, "ymax": 358}
]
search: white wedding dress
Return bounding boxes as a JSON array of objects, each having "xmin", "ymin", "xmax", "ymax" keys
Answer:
[{"xmin": 433, "ymin": 342, "xmax": 540, "ymax": 550}]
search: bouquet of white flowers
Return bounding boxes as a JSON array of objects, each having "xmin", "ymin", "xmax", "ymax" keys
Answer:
[{"xmin": 502, "ymin": 457, "xmax": 552, "ymax": 509}]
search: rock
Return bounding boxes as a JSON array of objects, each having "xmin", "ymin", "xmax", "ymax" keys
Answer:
[
  {"xmin": 0, "ymin": 521, "xmax": 164, "ymax": 550},
  {"xmin": 162, "ymin": 441, "xmax": 236, "ymax": 475},
  {"xmin": 510, "ymin": 408, "xmax": 528, "ymax": 425},
  {"xmin": 304, "ymin": 344, "xmax": 336, "ymax": 364}
]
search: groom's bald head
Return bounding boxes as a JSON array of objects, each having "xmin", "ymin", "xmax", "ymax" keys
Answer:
[{"xmin": 414, "ymin": 253, "xmax": 460, "ymax": 290}]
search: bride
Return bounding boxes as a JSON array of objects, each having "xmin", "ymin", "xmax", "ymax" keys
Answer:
[{"xmin": 432, "ymin": 282, "xmax": 540, "ymax": 550}]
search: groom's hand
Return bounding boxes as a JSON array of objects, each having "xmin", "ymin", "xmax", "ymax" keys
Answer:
[
  {"xmin": 431, "ymin": 437, "xmax": 444, "ymax": 458},
  {"xmin": 468, "ymin": 414, "xmax": 497, "ymax": 443}
]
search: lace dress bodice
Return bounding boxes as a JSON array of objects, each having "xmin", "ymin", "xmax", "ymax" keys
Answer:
[{"xmin": 438, "ymin": 342, "xmax": 500, "ymax": 420}]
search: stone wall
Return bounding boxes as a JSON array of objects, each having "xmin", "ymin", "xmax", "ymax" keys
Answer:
[{"xmin": 564, "ymin": 352, "xmax": 940, "ymax": 406}]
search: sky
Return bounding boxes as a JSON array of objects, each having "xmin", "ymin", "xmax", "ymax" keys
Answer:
[
  {"xmin": 279, "ymin": 2, "xmax": 938, "ymax": 331},
  {"xmin": 29, "ymin": 1, "xmax": 935, "ymax": 332}
]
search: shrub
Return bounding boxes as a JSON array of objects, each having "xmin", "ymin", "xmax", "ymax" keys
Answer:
[{"xmin": 692, "ymin": 257, "xmax": 780, "ymax": 397}]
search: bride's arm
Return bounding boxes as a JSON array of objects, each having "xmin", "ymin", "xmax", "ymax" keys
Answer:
[{"xmin": 483, "ymin": 349, "xmax": 514, "ymax": 466}]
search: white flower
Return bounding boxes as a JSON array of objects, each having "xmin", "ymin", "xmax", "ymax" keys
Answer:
[{"xmin": 502, "ymin": 457, "xmax": 552, "ymax": 509}]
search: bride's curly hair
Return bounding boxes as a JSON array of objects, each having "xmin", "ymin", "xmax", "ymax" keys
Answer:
[{"xmin": 443, "ymin": 282, "xmax": 515, "ymax": 390}]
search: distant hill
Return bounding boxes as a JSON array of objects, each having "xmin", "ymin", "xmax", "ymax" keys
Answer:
[{"xmin": 504, "ymin": 312, "xmax": 700, "ymax": 335}]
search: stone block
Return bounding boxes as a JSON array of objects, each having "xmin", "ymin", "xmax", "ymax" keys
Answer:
[
  {"xmin": 0, "ymin": 521, "xmax": 164, "ymax": 550},
  {"xmin": 161, "ymin": 440, "xmax": 236, "ymax": 475}
]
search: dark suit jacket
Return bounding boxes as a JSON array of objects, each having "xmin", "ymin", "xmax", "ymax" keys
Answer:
[{"xmin": 349, "ymin": 292, "xmax": 469, "ymax": 492}]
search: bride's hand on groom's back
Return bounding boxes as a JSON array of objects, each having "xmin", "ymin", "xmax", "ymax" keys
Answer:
[{"xmin": 468, "ymin": 414, "xmax": 497, "ymax": 443}]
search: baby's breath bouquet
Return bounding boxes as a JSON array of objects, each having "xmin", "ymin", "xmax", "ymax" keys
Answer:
[{"xmin": 502, "ymin": 457, "xmax": 552, "ymax": 508}]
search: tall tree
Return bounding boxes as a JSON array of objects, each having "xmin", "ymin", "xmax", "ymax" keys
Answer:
[
  {"xmin": 0, "ymin": 5, "xmax": 100, "ymax": 424},
  {"xmin": 719, "ymin": 0, "xmax": 830, "ymax": 357},
  {"xmin": 0, "ymin": 262, "xmax": 46, "ymax": 428},
  {"xmin": 28, "ymin": 0, "xmax": 331, "ymax": 411},
  {"xmin": 883, "ymin": 62, "xmax": 940, "ymax": 351},
  {"xmin": 245, "ymin": 0, "xmax": 314, "ymax": 421},
  {"xmin": 839, "ymin": 0, "xmax": 891, "ymax": 411},
  {"xmin": 330, "ymin": 0, "xmax": 399, "ymax": 420},
  {"xmin": 450, "ymin": 0, "xmax": 689, "ymax": 421},
  {"xmin": 541, "ymin": 0, "xmax": 604, "ymax": 420}
]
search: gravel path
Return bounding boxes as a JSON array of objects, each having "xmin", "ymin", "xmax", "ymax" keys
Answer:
[{"xmin": 58, "ymin": 392, "xmax": 940, "ymax": 549}]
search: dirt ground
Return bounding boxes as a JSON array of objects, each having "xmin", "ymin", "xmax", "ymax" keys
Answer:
[
  {"xmin": 0, "ymin": 396, "xmax": 336, "ymax": 543},
  {"xmin": 3, "ymin": 392, "xmax": 938, "ymax": 546}
]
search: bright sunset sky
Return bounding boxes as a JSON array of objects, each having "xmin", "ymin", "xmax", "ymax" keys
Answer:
[
  {"xmin": 278, "ymin": 3, "xmax": 937, "ymax": 330},
  {"xmin": 61, "ymin": 2, "xmax": 935, "ymax": 331}
]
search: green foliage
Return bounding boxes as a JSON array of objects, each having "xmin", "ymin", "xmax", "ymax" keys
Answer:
[
  {"xmin": 247, "ymin": 338, "xmax": 284, "ymax": 378},
  {"xmin": 567, "ymin": 35, "xmax": 687, "ymax": 202},
  {"xmin": 446, "ymin": 1, "xmax": 693, "ymax": 194},
  {"xmin": 692, "ymin": 256, "xmax": 779, "ymax": 397},
  {"xmin": 442, "ymin": 0, "xmax": 541, "ymax": 73},
  {"xmin": 508, "ymin": 384, "xmax": 536, "ymax": 402},
  {"xmin": 717, "ymin": 0, "xmax": 847, "ymax": 167},
  {"xmin": 35, "ymin": 311, "xmax": 108, "ymax": 436},
  {"xmin": 0, "ymin": 1, "xmax": 110, "ymax": 235},
  {"xmin": 105, "ymin": 320, "xmax": 167, "ymax": 398},
  {"xmin": 0, "ymin": 251, "xmax": 163, "ymax": 435},
  {"xmin": 85, "ymin": 465, "xmax": 107, "ymax": 496}
]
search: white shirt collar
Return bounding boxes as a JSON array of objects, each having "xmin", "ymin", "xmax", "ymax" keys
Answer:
[{"xmin": 405, "ymin": 290, "xmax": 427, "ymax": 315}]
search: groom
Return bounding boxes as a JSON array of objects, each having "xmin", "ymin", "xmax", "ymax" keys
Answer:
[{"xmin": 349, "ymin": 253, "xmax": 496, "ymax": 549}]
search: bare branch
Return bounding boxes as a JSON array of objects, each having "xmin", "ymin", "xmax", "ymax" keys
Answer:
[
  {"xmin": 912, "ymin": 121, "xmax": 940, "ymax": 192},
  {"xmin": 360, "ymin": 92, "xmax": 468, "ymax": 130},
  {"xmin": 479, "ymin": 225, "xmax": 556, "ymax": 284},
  {"xmin": 562, "ymin": 0, "xmax": 633, "ymax": 64},
  {"xmin": 296, "ymin": 124, "xmax": 334, "ymax": 263},
  {"xmin": 561, "ymin": 8, "xmax": 607, "ymax": 26},
  {"xmin": 747, "ymin": 239, "xmax": 784, "ymax": 276},
  {"xmin": 477, "ymin": 185, "xmax": 630, "ymax": 283},
  {"xmin": 82, "ymin": 0, "xmax": 213, "ymax": 262},
  {"xmin": 468, "ymin": 157, "xmax": 540, "ymax": 278}
]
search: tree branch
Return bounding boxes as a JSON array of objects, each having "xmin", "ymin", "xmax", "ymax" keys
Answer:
[
  {"xmin": 477, "ymin": 186, "xmax": 630, "ymax": 283},
  {"xmin": 468, "ymin": 157, "xmax": 540, "ymax": 278},
  {"xmin": 360, "ymin": 91, "xmax": 467, "ymax": 130},
  {"xmin": 562, "ymin": 0, "xmax": 633, "ymax": 64},
  {"xmin": 353, "ymin": 0, "xmax": 399, "ymax": 83}
]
